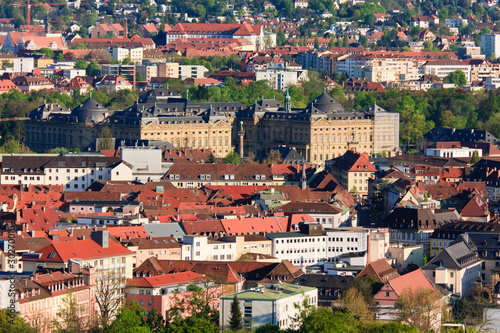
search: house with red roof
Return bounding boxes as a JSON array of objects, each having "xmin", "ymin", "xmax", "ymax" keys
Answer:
[
  {"xmin": 119, "ymin": 236, "xmax": 182, "ymax": 268},
  {"xmin": 327, "ymin": 150, "xmax": 377, "ymax": 197},
  {"xmin": 138, "ymin": 24, "xmax": 158, "ymax": 38},
  {"xmin": 126, "ymin": 271, "xmax": 221, "ymax": 320},
  {"xmin": 17, "ymin": 207, "xmax": 60, "ymax": 232},
  {"xmin": 0, "ymin": 79, "xmax": 19, "ymax": 94},
  {"xmin": 460, "ymin": 194, "xmax": 490, "ymax": 222},
  {"xmin": 166, "ymin": 23, "xmax": 266, "ymax": 51},
  {"xmin": 91, "ymin": 23, "xmax": 125, "ymax": 39},
  {"xmin": 16, "ymin": 267, "xmax": 97, "ymax": 332},
  {"xmin": 374, "ymin": 269, "xmax": 443, "ymax": 328},
  {"xmin": 21, "ymin": 230, "xmax": 135, "ymax": 321},
  {"xmin": 357, "ymin": 258, "xmax": 400, "ymax": 283}
]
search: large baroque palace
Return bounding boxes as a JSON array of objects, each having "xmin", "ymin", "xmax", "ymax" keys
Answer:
[{"xmin": 25, "ymin": 89, "xmax": 399, "ymax": 163}]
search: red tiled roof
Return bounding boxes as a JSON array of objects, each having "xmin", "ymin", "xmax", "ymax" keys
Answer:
[
  {"xmin": 220, "ymin": 216, "xmax": 287, "ymax": 235},
  {"xmin": 107, "ymin": 226, "xmax": 148, "ymax": 239},
  {"xmin": 126, "ymin": 271, "xmax": 205, "ymax": 288},
  {"xmin": 23, "ymin": 238, "xmax": 134, "ymax": 262},
  {"xmin": 388, "ymin": 269, "xmax": 438, "ymax": 297}
]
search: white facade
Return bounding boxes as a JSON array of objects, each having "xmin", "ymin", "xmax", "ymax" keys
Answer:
[
  {"xmin": 119, "ymin": 146, "xmax": 170, "ymax": 182},
  {"xmin": 178, "ymin": 65, "xmax": 209, "ymax": 80},
  {"xmin": 181, "ymin": 235, "xmax": 237, "ymax": 261},
  {"xmin": 8, "ymin": 58, "xmax": 35, "ymax": 73},
  {"xmin": 255, "ymin": 68, "xmax": 309, "ymax": 90},
  {"xmin": 423, "ymin": 62, "xmax": 472, "ymax": 83},
  {"xmin": 425, "ymin": 147, "xmax": 482, "ymax": 158},
  {"xmin": 485, "ymin": 77, "xmax": 500, "ymax": 90},
  {"xmin": 1, "ymin": 157, "xmax": 133, "ymax": 191},
  {"xmin": 77, "ymin": 215, "xmax": 148, "ymax": 226},
  {"xmin": 267, "ymin": 227, "xmax": 369, "ymax": 267},
  {"xmin": 112, "ymin": 47, "xmax": 144, "ymax": 63},
  {"xmin": 481, "ymin": 33, "xmax": 500, "ymax": 58},
  {"xmin": 220, "ymin": 284, "xmax": 318, "ymax": 331}
]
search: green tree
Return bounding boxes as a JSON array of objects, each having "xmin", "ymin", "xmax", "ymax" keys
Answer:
[
  {"xmin": 224, "ymin": 151, "xmax": 240, "ymax": 164},
  {"xmin": 276, "ymin": 30, "xmax": 287, "ymax": 46},
  {"xmin": 300, "ymin": 307, "xmax": 358, "ymax": 333},
  {"xmin": 229, "ymin": 295, "xmax": 243, "ymax": 331},
  {"xmin": 207, "ymin": 152, "xmax": 216, "ymax": 163},
  {"xmin": 339, "ymin": 288, "xmax": 373, "ymax": 321},
  {"xmin": 343, "ymin": 34, "xmax": 349, "ymax": 47},
  {"xmin": 74, "ymin": 59, "xmax": 88, "ymax": 70},
  {"xmin": 37, "ymin": 47, "xmax": 54, "ymax": 59},
  {"xmin": 395, "ymin": 287, "xmax": 440, "ymax": 333},
  {"xmin": 54, "ymin": 53, "xmax": 64, "ymax": 61},
  {"xmin": 0, "ymin": 308, "xmax": 35, "ymax": 333},
  {"xmin": 86, "ymin": 60, "xmax": 101, "ymax": 76},
  {"xmin": 396, "ymin": 94, "xmax": 427, "ymax": 148},
  {"xmin": 146, "ymin": 308, "xmax": 165, "ymax": 333},
  {"xmin": 350, "ymin": 186, "xmax": 359, "ymax": 199},
  {"xmin": 109, "ymin": 301, "xmax": 151, "ymax": 333},
  {"xmin": 470, "ymin": 150, "xmax": 480, "ymax": 165},
  {"xmin": 446, "ymin": 70, "xmax": 467, "ymax": 85},
  {"xmin": 255, "ymin": 323, "xmax": 281, "ymax": 333},
  {"xmin": 52, "ymin": 291, "xmax": 87, "ymax": 333},
  {"xmin": 97, "ymin": 127, "xmax": 113, "ymax": 151},
  {"xmin": 314, "ymin": 36, "xmax": 320, "ymax": 49}
]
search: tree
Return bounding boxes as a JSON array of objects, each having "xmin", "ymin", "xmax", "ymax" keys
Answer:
[
  {"xmin": 224, "ymin": 151, "xmax": 240, "ymax": 164},
  {"xmin": 470, "ymin": 150, "xmax": 480, "ymax": 165},
  {"xmin": 95, "ymin": 271, "xmax": 125, "ymax": 327},
  {"xmin": 37, "ymin": 47, "xmax": 54, "ymax": 59},
  {"xmin": 350, "ymin": 186, "xmax": 359, "ymax": 199},
  {"xmin": 396, "ymin": 94, "xmax": 427, "ymax": 148},
  {"xmin": 146, "ymin": 308, "xmax": 165, "ymax": 333},
  {"xmin": 339, "ymin": 288, "xmax": 373, "ymax": 321},
  {"xmin": 2, "ymin": 60, "xmax": 12, "ymax": 68},
  {"xmin": 276, "ymin": 31, "xmax": 286, "ymax": 46},
  {"xmin": 109, "ymin": 301, "xmax": 151, "ymax": 333},
  {"xmin": 75, "ymin": 59, "xmax": 88, "ymax": 70},
  {"xmin": 453, "ymin": 284, "xmax": 495, "ymax": 325},
  {"xmin": 395, "ymin": 287, "xmax": 441, "ymax": 333},
  {"xmin": 207, "ymin": 152, "xmax": 216, "ymax": 163},
  {"xmin": 54, "ymin": 53, "xmax": 64, "ymax": 61},
  {"xmin": 343, "ymin": 34, "xmax": 349, "ymax": 47},
  {"xmin": 229, "ymin": 295, "xmax": 243, "ymax": 331},
  {"xmin": 314, "ymin": 36, "xmax": 320, "ymax": 49},
  {"xmin": 97, "ymin": 127, "xmax": 113, "ymax": 152},
  {"xmin": 244, "ymin": 152, "xmax": 258, "ymax": 164},
  {"xmin": 86, "ymin": 60, "xmax": 101, "ymax": 76},
  {"xmin": 299, "ymin": 307, "xmax": 358, "ymax": 333},
  {"xmin": 0, "ymin": 309, "xmax": 35, "ymax": 333},
  {"xmin": 446, "ymin": 70, "xmax": 467, "ymax": 85},
  {"xmin": 52, "ymin": 291, "xmax": 89, "ymax": 333},
  {"xmin": 264, "ymin": 150, "xmax": 283, "ymax": 164}
]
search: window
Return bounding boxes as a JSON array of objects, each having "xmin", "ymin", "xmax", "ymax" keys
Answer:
[{"xmin": 195, "ymin": 251, "xmax": 200, "ymax": 256}]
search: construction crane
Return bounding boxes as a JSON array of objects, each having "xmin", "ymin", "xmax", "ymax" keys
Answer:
[{"xmin": 11, "ymin": 0, "xmax": 66, "ymax": 27}]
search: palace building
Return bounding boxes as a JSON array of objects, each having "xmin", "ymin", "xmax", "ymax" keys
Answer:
[
  {"xmin": 25, "ymin": 89, "xmax": 399, "ymax": 163},
  {"xmin": 234, "ymin": 92, "xmax": 400, "ymax": 164}
]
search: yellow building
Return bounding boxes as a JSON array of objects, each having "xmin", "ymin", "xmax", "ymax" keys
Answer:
[{"xmin": 235, "ymin": 93, "xmax": 399, "ymax": 164}]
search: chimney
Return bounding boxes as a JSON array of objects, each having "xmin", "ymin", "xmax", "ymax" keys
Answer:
[
  {"xmin": 50, "ymin": 234, "xmax": 58, "ymax": 241},
  {"xmin": 90, "ymin": 230, "xmax": 109, "ymax": 248},
  {"xmin": 124, "ymin": 18, "xmax": 128, "ymax": 38}
]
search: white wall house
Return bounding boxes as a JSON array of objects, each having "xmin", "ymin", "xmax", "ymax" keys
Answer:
[
  {"xmin": 266, "ymin": 224, "xmax": 369, "ymax": 268},
  {"xmin": 424, "ymin": 147, "xmax": 482, "ymax": 158},
  {"xmin": 181, "ymin": 235, "xmax": 237, "ymax": 261},
  {"xmin": 220, "ymin": 284, "xmax": 318, "ymax": 331},
  {"xmin": 1, "ymin": 155, "xmax": 133, "ymax": 190}
]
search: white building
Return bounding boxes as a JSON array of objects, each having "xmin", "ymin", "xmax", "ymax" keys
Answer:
[
  {"xmin": 266, "ymin": 224, "xmax": 369, "ymax": 268},
  {"xmin": 0, "ymin": 155, "xmax": 133, "ymax": 191},
  {"xmin": 219, "ymin": 284, "xmax": 318, "ymax": 331},
  {"xmin": 423, "ymin": 60, "xmax": 471, "ymax": 83},
  {"xmin": 485, "ymin": 77, "xmax": 500, "ymax": 90},
  {"xmin": 424, "ymin": 147, "xmax": 482, "ymax": 158},
  {"xmin": 112, "ymin": 47, "xmax": 143, "ymax": 64},
  {"xmin": 255, "ymin": 68, "xmax": 309, "ymax": 90},
  {"xmin": 178, "ymin": 65, "xmax": 209, "ymax": 80},
  {"xmin": 119, "ymin": 146, "xmax": 171, "ymax": 182},
  {"xmin": 77, "ymin": 214, "xmax": 148, "ymax": 226},
  {"xmin": 481, "ymin": 33, "xmax": 500, "ymax": 58},
  {"xmin": 181, "ymin": 235, "xmax": 237, "ymax": 261}
]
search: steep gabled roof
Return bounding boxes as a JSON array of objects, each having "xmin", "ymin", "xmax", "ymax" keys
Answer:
[
  {"xmin": 357, "ymin": 259, "xmax": 399, "ymax": 282},
  {"xmin": 388, "ymin": 269, "xmax": 439, "ymax": 297}
]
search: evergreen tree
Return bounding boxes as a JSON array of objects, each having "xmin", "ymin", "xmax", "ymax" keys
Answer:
[
  {"xmin": 470, "ymin": 150, "xmax": 480, "ymax": 165},
  {"xmin": 146, "ymin": 308, "xmax": 165, "ymax": 333},
  {"xmin": 229, "ymin": 295, "xmax": 243, "ymax": 331}
]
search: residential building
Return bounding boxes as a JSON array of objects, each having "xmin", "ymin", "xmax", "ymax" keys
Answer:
[
  {"xmin": 1, "ymin": 155, "xmax": 133, "ymax": 191},
  {"xmin": 422, "ymin": 239, "xmax": 481, "ymax": 297},
  {"xmin": 16, "ymin": 266, "xmax": 96, "ymax": 333},
  {"xmin": 267, "ymin": 223, "xmax": 369, "ymax": 268},
  {"xmin": 387, "ymin": 244, "xmax": 424, "ymax": 273},
  {"xmin": 374, "ymin": 269, "xmax": 442, "ymax": 328},
  {"xmin": 275, "ymin": 202, "xmax": 344, "ymax": 228},
  {"xmin": 368, "ymin": 230, "xmax": 390, "ymax": 262},
  {"xmin": 112, "ymin": 47, "xmax": 143, "ymax": 63},
  {"xmin": 182, "ymin": 235, "xmax": 238, "ymax": 261},
  {"xmin": 357, "ymin": 258, "xmax": 400, "ymax": 283},
  {"xmin": 119, "ymin": 146, "xmax": 170, "ymax": 182},
  {"xmin": 423, "ymin": 60, "xmax": 471, "ymax": 83},
  {"xmin": 481, "ymin": 33, "xmax": 500, "ymax": 58},
  {"xmin": 417, "ymin": 128, "xmax": 499, "ymax": 151},
  {"xmin": 95, "ymin": 75, "xmax": 133, "ymax": 92},
  {"xmin": 91, "ymin": 23, "xmax": 125, "ymax": 38},
  {"xmin": 327, "ymin": 150, "xmax": 377, "ymax": 197},
  {"xmin": 126, "ymin": 272, "xmax": 221, "ymax": 319},
  {"xmin": 386, "ymin": 207, "xmax": 444, "ymax": 254},
  {"xmin": 425, "ymin": 146, "xmax": 482, "ymax": 158},
  {"xmin": 21, "ymin": 230, "xmax": 135, "ymax": 322},
  {"xmin": 219, "ymin": 284, "xmax": 318, "ymax": 330},
  {"xmin": 166, "ymin": 23, "xmax": 267, "ymax": 51},
  {"xmin": 255, "ymin": 68, "xmax": 309, "ymax": 90},
  {"xmin": 292, "ymin": 274, "xmax": 354, "ymax": 306}
]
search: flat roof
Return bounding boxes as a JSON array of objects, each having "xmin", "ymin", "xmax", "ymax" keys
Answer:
[{"xmin": 221, "ymin": 283, "xmax": 316, "ymax": 301}]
